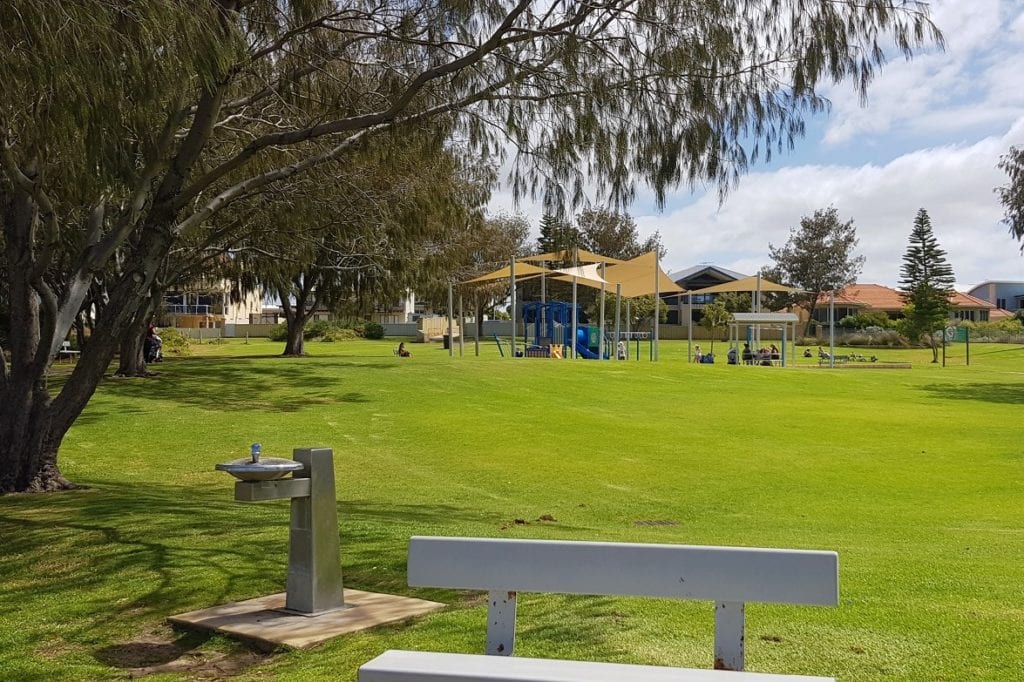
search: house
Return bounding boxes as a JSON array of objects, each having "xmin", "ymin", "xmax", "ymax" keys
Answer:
[
  {"xmin": 810, "ymin": 283, "xmax": 994, "ymax": 324},
  {"xmin": 966, "ymin": 281, "xmax": 1024, "ymax": 317},
  {"xmin": 162, "ymin": 283, "xmax": 263, "ymax": 329},
  {"xmin": 665, "ymin": 264, "xmax": 747, "ymax": 325}
]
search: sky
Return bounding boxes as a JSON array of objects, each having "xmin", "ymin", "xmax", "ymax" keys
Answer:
[{"xmin": 489, "ymin": 0, "xmax": 1024, "ymax": 291}]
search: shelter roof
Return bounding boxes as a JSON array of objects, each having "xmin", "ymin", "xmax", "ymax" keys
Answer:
[
  {"xmin": 730, "ymin": 312, "xmax": 800, "ymax": 324},
  {"xmin": 462, "ymin": 262, "xmax": 550, "ymax": 284},
  {"xmin": 668, "ymin": 264, "xmax": 747, "ymax": 283},
  {"xmin": 519, "ymin": 249, "xmax": 625, "ymax": 265},
  {"xmin": 688, "ymin": 275, "xmax": 798, "ymax": 295}
]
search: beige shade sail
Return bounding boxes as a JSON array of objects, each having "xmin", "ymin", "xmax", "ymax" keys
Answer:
[
  {"xmin": 519, "ymin": 249, "xmax": 625, "ymax": 265},
  {"xmin": 553, "ymin": 251, "xmax": 686, "ymax": 298},
  {"xmin": 687, "ymin": 275, "xmax": 798, "ymax": 295},
  {"xmin": 603, "ymin": 251, "xmax": 686, "ymax": 298},
  {"xmin": 461, "ymin": 262, "xmax": 552, "ymax": 285}
]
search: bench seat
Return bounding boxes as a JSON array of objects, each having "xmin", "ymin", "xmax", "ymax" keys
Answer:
[{"xmin": 360, "ymin": 650, "xmax": 835, "ymax": 682}]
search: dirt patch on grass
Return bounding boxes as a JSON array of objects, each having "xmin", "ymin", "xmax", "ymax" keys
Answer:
[{"xmin": 95, "ymin": 629, "xmax": 266, "ymax": 679}]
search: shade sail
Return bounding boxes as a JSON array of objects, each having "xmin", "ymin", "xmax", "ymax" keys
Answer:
[
  {"xmin": 552, "ymin": 263, "xmax": 607, "ymax": 286},
  {"xmin": 519, "ymin": 249, "xmax": 625, "ymax": 265},
  {"xmin": 462, "ymin": 262, "xmax": 551, "ymax": 284},
  {"xmin": 552, "ymin": 251, "xmax": 685, "ymax": 297},
  {"xmin": 602, "ymin": 251, "xmax": 686, "ymax": 298},
  {"xmin": 688, "ymin": 275, "xmax": 798, "ymax": 295}
]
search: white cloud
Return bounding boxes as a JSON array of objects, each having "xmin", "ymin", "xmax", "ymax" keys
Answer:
[
  {"xmin": 634, "ymin": 120, "xmax": 1024, "ymax": 289},
  {"xmin": 822, "ymin": 0, "xmax": 1024, "ymax": 145}
]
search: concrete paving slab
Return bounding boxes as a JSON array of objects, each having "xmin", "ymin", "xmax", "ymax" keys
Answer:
[{"xmin": 169, "ymin": 589, "xmax": 445, "ymax": 650}]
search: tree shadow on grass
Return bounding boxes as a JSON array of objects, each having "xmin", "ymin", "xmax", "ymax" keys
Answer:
[
  {"xmin": 82, "ymin": 354, "xmax": 395, "ymax": 415},
  {"xmin": 0, "ymin": 481, "xmax": 493, "ymax": 677},
  {"xmin": 919, "ymin": 382, "xmax": 1024, "ymax": 405}
]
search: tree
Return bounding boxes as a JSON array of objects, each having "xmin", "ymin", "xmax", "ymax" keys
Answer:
[
  {"xmin": 576, "ymin": 208, "xmax": 666, "ymax": 261},
  {"xmin": 766, "ymin": 207, "xmax": 865, "ymax": 332},
  {"xmin": 537, "ymin": 214, "xmax": 578, "ymax": 258},
  {"xmin": 1, "ymin": 1, "xmax": 941, "ymax": 493},
  {"xmin": 996, "ymin": 146, "xmax": 1024, "ymax": 248},
  {"xmin": 898, "ymin": 209, "xmax": 956, "ymax": 363},
  {"xmin": 701, "ymin": 301, "xmax": 732, "ymax": 353},
  {"xmin": 452, "ymin": 213, "xmax": 533, "ymax": 339}
]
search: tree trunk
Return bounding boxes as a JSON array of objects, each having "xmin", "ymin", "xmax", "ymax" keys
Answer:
[
  {"xmin": 116, "ymin": 330, "xmax": 147, "ymax": 376},
  {"xmin": 283, "ymin": 319, "xmax": 306, "ymax": 356},
  {"xmin": 0, "ymin": 383, "xmax": 74, "ymax": 493}
]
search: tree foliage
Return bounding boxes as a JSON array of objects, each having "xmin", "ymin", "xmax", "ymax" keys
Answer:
[
  {"xmin": 898, "ymin": 208, "xmax": 955, "ymax": 363},
  {"xmin": 766, "ymin": 207, "xmax": 865, "ymax": 328},
  {"xmin": 1, "ymin": 0, "xmax": 942, "ymax": 492},
  {"xmin": 996, "ymin": 146, "xmax": 1024, "ymax": 248},
  {"xmin": 700, "ymin": 300, "xmax": 731, "ymax": 352},
  {"xmin": 576, "ymin": 208, "xmax": 665, "ymax": 261}
]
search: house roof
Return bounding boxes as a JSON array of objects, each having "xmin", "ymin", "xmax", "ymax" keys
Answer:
[
  {"xmin": 817, "ymin": 283, "xmax": 995, "ymax": 310},
  {"xmin": 668, "ymin": 264, "xmax": 747, "ymax": 283},
  {"xmin": 989, "ymin": 308, "xmax": 1014, "ymax": 320}
]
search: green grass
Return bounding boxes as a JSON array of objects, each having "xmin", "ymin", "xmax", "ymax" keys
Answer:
[{"xmin": 2, "ymin": 337, "xmax": 1022, "ymax": 680}]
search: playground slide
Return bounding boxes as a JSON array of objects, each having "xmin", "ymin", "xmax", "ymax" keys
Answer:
[{"xmin": 573, "ymin": 343, "xmax": 601, "ymax": 359}]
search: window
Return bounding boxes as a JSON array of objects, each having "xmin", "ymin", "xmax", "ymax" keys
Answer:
[{"xmin": 997, "ymin": 298, "xmax": 1007, "ymax": 309}]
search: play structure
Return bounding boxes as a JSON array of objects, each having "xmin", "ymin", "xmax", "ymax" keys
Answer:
[{"xmin": 453, "ymin": 249, "xmax": 681, "ymax": 361}]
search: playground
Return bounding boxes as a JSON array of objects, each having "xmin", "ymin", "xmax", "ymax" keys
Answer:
[{"xmin": 1, "ymin": 338, "xmax": 1021, "ymax": 680}]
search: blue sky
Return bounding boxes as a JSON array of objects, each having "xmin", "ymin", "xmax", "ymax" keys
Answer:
[{"xmin": 491, "ymin": 0, "xmax": 1024, "ymax": 290}]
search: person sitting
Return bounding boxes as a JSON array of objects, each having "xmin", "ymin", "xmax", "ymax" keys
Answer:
[
  {"xmin": 727, "ymin": 346, "xmax": 738, "ymax": 365},
  {"xmin": 770, "ymin": 344, "xmax": 780, "ymax": 363},
  {"xmin": 741, "ymin": 342, "xmax": 753, "ymax": 365},
  {"xmin": 758, "ymin": 347, "xmax": 772, "ymax": 366},
  {"xmin": 803, "ymin": 348, "xmax": 813, "ymax": 358},
  {"xmin": 397, "ymin": 342, "xmax": 411, "ymax": 357}
]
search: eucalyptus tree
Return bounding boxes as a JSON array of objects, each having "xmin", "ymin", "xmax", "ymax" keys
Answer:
[
  {"xmin": 898, "ymin": 208, "xmax": 955, "ymax": 363},
  {"xmin": 577, "ymin": 208, "xmax": 666, "ymax": 261},
  {"xmin": 766, "ymin": 207, "xmax": 865, "ymax": 332},
  {"xmin": 1, "ymin": 1, "xmax": 941, "ymax": 492},
  {"xmin": 997, "ymin": 146, "xmax": 1024, "ymax": 247}
]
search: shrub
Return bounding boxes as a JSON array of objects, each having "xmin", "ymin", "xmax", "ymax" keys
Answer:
[
  {"xmin": 160, "ymin": 327, "xmax": 192, "ymax": 356},
  {"xmin": 320, "ymin": 326, "xmax": 359, "ymax": 342},
  {"xmin": 305, "ymin": 320, "xmax": 332, "ymax": 339},
  {"xmin": 268, "ymin": 323, "xmax": 289, "ymax": 342},
  {"xmin": 363, "ymin": 321, "xmax": 385, "ymax": 339}
]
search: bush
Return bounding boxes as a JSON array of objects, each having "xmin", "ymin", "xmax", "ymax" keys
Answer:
[
  {"xmin": 160, "ymin": 327, "xmax": 192, "ymax": 356},
  {"xmin": 268, "ymin": 323, "xmax": 288, "ymax": 342},
  {"xmin": 838, "ymin": 311, "xmax": 893, "ymax": 330},
  {"xmin": 362, "ymin": 321, "xmax": 385, "ymax": 339},
  {"xmin": 843, "ymin": 330, "xmax": 908, "ymax": 347},
  {"xmin": 320, "ymin": 326, "xmax": 359, "ymax": 342}
]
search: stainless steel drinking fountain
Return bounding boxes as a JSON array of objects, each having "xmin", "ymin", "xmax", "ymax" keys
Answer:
[{"xmin": 215, "ymin": 447, "xmax": 345, "ymax": 615}]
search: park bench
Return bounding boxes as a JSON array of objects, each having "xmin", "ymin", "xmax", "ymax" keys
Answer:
[
  {"xmin": 359, "ymin": 536, "xmax": 839, "ymax": 682},
  {"xmin": 58, "ymin": 340, "xmax": 81, "ymax": 363}
]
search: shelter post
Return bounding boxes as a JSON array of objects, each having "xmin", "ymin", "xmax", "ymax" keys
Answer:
[
  {"xmin": 653, "ymin": 252, "xmax": 660, "ymax": 361},
  {"xmin": 687, "ymin": 293, "xmax": 693, "ymax": 362},
  {"xmin": 447, "ymin": 283, "xmax": 455, "ymax": 358},
  {"xmin": 625, "ymin": 299, "xmax": 632, "ymax": 360},
  {"xmin": 458, "ymin": 293, "xmax": 465, "ymax": 358},
  {"xmin": 570, "ymin": 248, "xmax": 578, "ymax": 359},
  {"xmin": 614, "ymin": 283, "xmax": 622, "ymax": 360},
  {"xmin": 829, "ymin": 290, "xmax": 835, "ymax": 369},
  {"xmin": 598, "ymin": 262, "xmax": 606, "ymax": 360},
  {"xmin": 510, "ymin": 257, "xmax": 517, "ymax": 359},
  {"xmin": 474, "ymin": 294, "xmax": 480, "ymax": 357}
]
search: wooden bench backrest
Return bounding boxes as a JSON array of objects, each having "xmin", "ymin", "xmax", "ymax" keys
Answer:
[{"xmin": 408, "ymin": 537, "xmax": 838, "ymax": 606}]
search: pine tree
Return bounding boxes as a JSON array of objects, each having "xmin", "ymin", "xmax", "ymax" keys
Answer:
[{"xmin": 898, "ymin": 209, "xmax": 956, "ymax": 363}]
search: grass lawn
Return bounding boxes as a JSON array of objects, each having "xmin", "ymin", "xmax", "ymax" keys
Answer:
[{"xmin": 1, "ymin": 337, "xmax": 1022, "ymax": 681}]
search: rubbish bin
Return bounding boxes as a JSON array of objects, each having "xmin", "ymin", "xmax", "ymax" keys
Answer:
[{"xmin": 442, "ymin": 334, "xmax": 450, "ymax": 350}]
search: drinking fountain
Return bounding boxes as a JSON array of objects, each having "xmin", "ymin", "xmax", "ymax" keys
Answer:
[
  {"xmin": 169, "ymin": 444, "xmax": 443, "ymax": 650},
  {"xmin": 215, "ymin": 446, "xmax": 344, "ymax": 615}
]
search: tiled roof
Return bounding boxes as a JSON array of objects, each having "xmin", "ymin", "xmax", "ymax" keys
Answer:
[
  {"xmin": 817, "ymin": 283, "xmax": 995, "ymax": 310},
  {"xmin": 989, "ymin": 308, "xmax": 1014, "ymax": 320}
]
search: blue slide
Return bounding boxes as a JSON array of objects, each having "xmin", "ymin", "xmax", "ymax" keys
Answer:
[{"xmin": 573, "ymin": 342, "xmax": 601, "ymax": 359}]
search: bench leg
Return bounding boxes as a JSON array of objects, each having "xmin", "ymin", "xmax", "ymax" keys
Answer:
[
  {"xmin": 486, "ymin": 589, "xmax": 517, "ymax": 656},
  {"xmin": 714, "ymin": 600, "xmax": 744, "ymax": 671}
]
